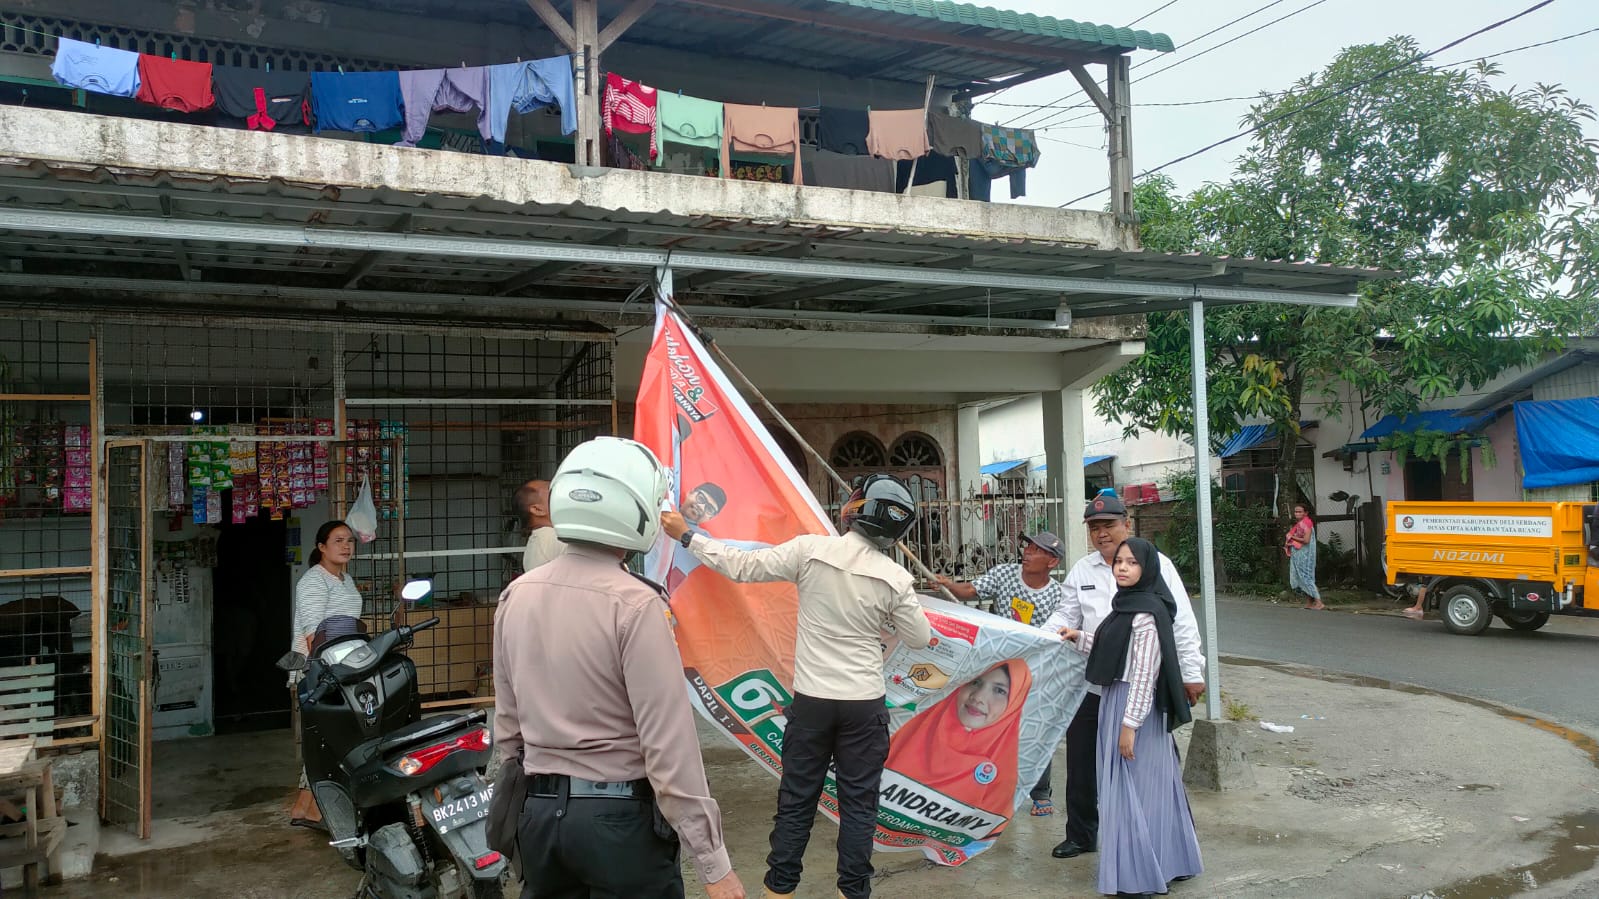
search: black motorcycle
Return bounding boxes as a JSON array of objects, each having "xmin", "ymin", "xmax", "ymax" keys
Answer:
[{"xmin": 280, "ymin": 581, "xmax": 506, "ymax": 898}]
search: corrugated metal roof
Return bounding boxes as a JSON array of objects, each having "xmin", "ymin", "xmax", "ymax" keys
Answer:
[
  {"xmin": 606, "ymin": 0, "xmax": 1174, "ymax": 87},
  {"xmin": 0, "ymin": 157, "xmax": 1384, "ymax": 329},
  {"xmin": 818, "ymin": 0, "xmax": 1174, "ymax": 52}
]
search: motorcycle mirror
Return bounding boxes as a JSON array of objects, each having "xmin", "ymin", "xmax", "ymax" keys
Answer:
[
  {"xmin": 276, "ymin": 651, "xmax": 308, "ymax": 672},
  {"xmin": 400, "ymin": 579, "xmax": 433, "ymax": 603}
]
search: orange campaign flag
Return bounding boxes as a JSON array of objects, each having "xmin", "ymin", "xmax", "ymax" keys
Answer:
[
  {"xmin": 635, "ymin": 291, "xmax": 829, "ymax": 734},
  {"xmin": 635, "ymin": 288, "xmax": 1084, "ymax": 866}
]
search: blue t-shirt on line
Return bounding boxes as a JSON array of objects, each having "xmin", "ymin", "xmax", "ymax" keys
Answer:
[
  {"xmin": 311, "ymin": 71, "xmax": 404, "ymax": 134},
  {"xmin": 51, "ymin": 38, "xmax": 141, "ymax": 98}
]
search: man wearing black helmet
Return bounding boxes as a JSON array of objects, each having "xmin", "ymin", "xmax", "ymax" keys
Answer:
[{"xmin": 661, "ymin": 473, "xmax": 934, "ymax": 899}]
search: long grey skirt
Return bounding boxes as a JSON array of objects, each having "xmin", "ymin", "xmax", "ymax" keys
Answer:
[{"xmin": 1096, "ymin": 681, "xmax": 1203, "ymax": 895}]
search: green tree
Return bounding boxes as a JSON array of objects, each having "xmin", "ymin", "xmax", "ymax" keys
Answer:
[{"xmin": 1097, "ymin": 39, "xmax": 1599, "ymax": 552}]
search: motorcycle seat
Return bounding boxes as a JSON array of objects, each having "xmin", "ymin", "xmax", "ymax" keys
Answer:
[{"xmin": 377, "ymin": 710, "xmax": 487, "ymax": 757}]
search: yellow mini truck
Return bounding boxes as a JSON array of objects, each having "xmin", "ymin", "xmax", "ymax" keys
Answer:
[{"xmin": 1386, "ymin": 501, "xmax": 1599, "ymax": 635}]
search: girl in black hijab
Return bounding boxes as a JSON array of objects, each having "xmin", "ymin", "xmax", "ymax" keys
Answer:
[{"xmin": 1059, "ymin": 537, "xmax": 1202, "ymax": 895}]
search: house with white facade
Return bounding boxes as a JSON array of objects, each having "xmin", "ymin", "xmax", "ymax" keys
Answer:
[{"xmin": 0, "ymin": 0, "xmax": 1376, "ymax": 858}]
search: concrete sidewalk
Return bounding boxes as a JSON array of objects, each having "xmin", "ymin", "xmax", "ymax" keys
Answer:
[{"xmin": 45, "ymin": 661, "xmax": 1599, "ymax": 898}]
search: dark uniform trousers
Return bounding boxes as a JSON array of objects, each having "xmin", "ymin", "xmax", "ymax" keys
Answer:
[
  {"xmin": 517, "ymin": 783, "xmax": 684, "ymax": 899},
  {"xmin": 1062, "ymin": 691, "xmax": 1101, "ymax": 847},
  {"xmin": 1036, "ymin": 687, "xmax": 1100, "ymax": 844},
  {"xmin": 766, "ymin": 693, "xmax": 890, "ymax": 899}
]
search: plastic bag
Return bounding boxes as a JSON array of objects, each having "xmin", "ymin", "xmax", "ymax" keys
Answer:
[{"xmin": 348, "ymin": 475, "xmax": 379, "ymax": 543}]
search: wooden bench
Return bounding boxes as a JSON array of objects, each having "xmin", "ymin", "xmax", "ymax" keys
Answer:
[
  {"xmin": 0, "ymin": 739, "xmax": 65, "ymax": 891},
  {"xmin": 0, "ymin": 664, "xmax": 56, "ymax": 747},
  {"xmin": 0, "ymin": 661, "xmax": 70, "ymax": 892}
]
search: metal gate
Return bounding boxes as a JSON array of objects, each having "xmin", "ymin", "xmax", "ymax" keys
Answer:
[{"xmin": 100, "ymin": 440, "xmax": 151, "ymax": 838}]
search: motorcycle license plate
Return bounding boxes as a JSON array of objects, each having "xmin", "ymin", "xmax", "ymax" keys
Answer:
[{"xmin": 424, "ymin": 783, "xmax": 494, "ymax": 835}]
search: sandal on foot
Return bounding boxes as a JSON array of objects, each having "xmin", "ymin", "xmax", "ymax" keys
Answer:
[{"xmin": 1030, "ymin": 799, "xmax": 1054, "ymax": 817}]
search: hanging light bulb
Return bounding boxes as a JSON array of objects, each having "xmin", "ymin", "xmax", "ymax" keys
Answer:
[{"xmin": 189, "ymin": 409, "xmax": 205, "ymax": 423}]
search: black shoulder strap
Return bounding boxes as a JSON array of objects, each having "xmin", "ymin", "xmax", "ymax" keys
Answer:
[{"xmin": 627, "ymin": 570, "xmax": 669, "ymax": 598}]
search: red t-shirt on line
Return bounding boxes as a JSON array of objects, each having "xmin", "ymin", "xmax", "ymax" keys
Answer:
[{"xmin": 135, "ymin": 55, "xmax": 215, "ymax": 113}]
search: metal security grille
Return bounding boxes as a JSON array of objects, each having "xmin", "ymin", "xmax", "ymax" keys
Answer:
[
  {"xmin": 102, "ymin": 442, "xmax": 149, "ymax": 838},
  {"xmin": 342, "ymin": 331, "xmax": 613, "ymax": 707},
  {"xmin": 103, "ymin": 324, "xmax": 335, "ymax": 435},
  {"xmin": 0, "ymin": 320, "xmax": 95, "ymax": 742},
  {"xmin": 0, "ymin": 12, "xmax": 397, "ymax": 71},
  {"xmin": 819, "ymin": 481, "xmax": 1067, "ymax": 594}
]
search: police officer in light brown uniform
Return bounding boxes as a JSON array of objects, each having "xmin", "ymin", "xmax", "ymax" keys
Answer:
[
  {"xmin": 661, "ymin": 473, "xmax": 933, "ymax": 899},
  {"xmin": 494, "ymin": 437, "xmax": 746, "ymax": 899}
]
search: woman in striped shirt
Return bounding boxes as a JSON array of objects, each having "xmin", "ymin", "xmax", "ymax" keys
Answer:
[
  {"xmin": 292, "ymin": 520, "xmax": 366, "ymax": 656},
  {"xmin": 1060, "ymin": 537, "xmax": 1202, "ymax": 896}
]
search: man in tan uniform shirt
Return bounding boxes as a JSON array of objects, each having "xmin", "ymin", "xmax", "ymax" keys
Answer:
[
  {"xmin": 662, "ymin": 473, "xmax": 932, "ymax": 899},
  {"xmin": 495, "ymin": 437, "xmax": 745, "ymax": 899},
  {"xmin": 514, "ymin": 479, "xmax": 561, "ymax": 573}
]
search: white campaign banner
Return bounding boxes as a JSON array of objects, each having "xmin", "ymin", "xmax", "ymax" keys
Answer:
[{"xmin": 635, "ymin": 293, "xmax": 1086, "ymax": 866}]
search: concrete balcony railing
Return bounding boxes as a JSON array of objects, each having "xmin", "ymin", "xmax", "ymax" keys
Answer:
[{"xmin": 0, "ymin": 105, "xmax": 1134, "ymax": 251}]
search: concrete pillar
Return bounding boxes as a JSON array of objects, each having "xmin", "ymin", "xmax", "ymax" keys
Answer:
[
  {"xmin": 1042, "ymin": 388, "xmax": 1087, "ymax": 558},
  {"xmin": 955, "ymin": 403, "xmax": 982, "ymax": 557},
  {"xmin": 956, "ymin": 403, "xmax": 981, "ymax": 498},
  {"xmin": 1183, "ymin": 719, "xmax": 1256, "ymax": 792}
]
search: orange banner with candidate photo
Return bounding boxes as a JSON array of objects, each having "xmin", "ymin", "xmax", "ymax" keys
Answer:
[{"xmin": 636, "ymin": 288, "xmax": 1085, "ymax": 866}]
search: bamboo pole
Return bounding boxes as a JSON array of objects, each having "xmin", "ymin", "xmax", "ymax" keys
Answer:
[{"xmin": 652, "ymin": 279, "xmax": 959, "ymax": 603}]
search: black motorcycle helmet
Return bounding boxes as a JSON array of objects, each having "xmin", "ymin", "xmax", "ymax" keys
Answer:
[{"xmin": 839, "ymin": 474, "xmax": 917, "ymax": 549}]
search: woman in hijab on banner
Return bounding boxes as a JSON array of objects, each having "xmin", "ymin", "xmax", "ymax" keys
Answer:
[
  {"xmin": 1060, "ymin": 537, "xmax": 1202, "ymax": 896},
  {"xmin": 882, "ymin": 659, "xmax": 1032, "ymax": 845}
]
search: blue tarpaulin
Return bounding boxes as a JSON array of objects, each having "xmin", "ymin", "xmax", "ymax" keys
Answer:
[
  {"xmin": 1359, "ymin": 409, "xmax": 1496, "ymax": 440},
  {"xmin": 1217, "ymin": 425, "xmax": 1272, "ymax": 458},
  {"xmin": 1514, "ymin": 398, "xmax": 1599, "ymax": 489},
  {"xmin": 1216, "ymin": 421, "xmax": 1317, "ymax": 458},
  {"xmin": 1029, "ymin": 455, "xmax": 1113, "ymax": 473},
  {"xmin": 980, "ymin": 459, "xmax": 1028, "ymax": 476}
]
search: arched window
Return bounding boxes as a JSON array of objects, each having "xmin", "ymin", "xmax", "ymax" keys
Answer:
[
  {"xmin": 889, "ymin": 432, "xmax": 943, "ymax": 468},
  {"xmin": 830, "ymin": 431, "xmax": 888, "ymax": 469}
]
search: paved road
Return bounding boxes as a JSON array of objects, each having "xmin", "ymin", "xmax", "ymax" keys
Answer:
[{"xmin": 1212, "ymin": 597, "xmax": 1599, "ymax": 737}]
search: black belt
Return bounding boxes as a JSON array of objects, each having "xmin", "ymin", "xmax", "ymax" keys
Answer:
[{"xmin": 530, "ymin": 773, "xmax": 651, "ymax": 800}]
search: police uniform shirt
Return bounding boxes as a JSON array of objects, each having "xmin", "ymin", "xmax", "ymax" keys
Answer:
[
  {"xmin": 686, "ymin": 530, "xmax": 934, "ymax": 701},
  {"xmin": 1042, "ymin": 549, "xmax": 1205, "ymax": 691},
  {"xmin": 493, "ymin": 544, "xmax": 731, "ymax": 885}
]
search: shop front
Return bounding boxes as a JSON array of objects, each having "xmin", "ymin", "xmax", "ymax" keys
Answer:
[{"xmin": 1, "ymin": 314, "xmax": 612, "ymax": 837}]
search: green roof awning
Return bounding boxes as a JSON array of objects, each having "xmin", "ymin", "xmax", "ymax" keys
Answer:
[{"xmin": 820, "ymin": 0, "xmax": 1176, "ymax": 53}]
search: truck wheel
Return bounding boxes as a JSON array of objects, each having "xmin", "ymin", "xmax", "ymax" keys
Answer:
[
  {"xmin": 1498, "ymin": 610, "xmax": 1550, "ymax": 632},
  {"xmin": 1441, "ymin": 584, "xmax": 1493, "ymax": 636}
]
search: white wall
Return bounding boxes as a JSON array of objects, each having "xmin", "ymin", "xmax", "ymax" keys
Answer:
[{"xmin": 979, "ymin": 393, "xmax": 1198, "ymax": 491}]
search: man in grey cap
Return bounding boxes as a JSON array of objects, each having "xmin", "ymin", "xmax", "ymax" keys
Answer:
[
  {"xmin": 935, "ymin": 530, "xmax": 1071, "ymax": 816},
  {"xmin": 1041, "ymin": 490, "xmax": 1206, "ymax": 860}
]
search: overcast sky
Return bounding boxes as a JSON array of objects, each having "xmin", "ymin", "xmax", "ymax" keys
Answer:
[{"xmin": 973, "ymin": 0, "xmax": 1598, "ymax": 210}]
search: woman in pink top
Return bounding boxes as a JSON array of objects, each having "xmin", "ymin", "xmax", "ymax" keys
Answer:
[{"xmin": 1285, "ymin": 502, "xmax": 1323, "ymax": 609}]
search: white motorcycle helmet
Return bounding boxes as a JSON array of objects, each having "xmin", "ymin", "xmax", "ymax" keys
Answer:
[{"xmin": 549, "ymin": 437, "xmax": 671, "ymax": 553}]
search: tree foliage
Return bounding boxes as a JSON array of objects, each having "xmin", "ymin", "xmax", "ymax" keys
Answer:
[{"xmin": 1096, "ymin": 39, "xmax": 1599, "ymax": 517}]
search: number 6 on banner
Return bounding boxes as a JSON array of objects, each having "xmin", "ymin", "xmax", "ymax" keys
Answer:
[{"xmin": 729, "ymin": 675, "xmax": 786, "ymax": 716}]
